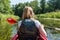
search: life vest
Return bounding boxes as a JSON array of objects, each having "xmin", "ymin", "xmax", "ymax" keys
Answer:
[{"xmin": 18, "ymin": 19, "xmax": 39, "ymax": 40}]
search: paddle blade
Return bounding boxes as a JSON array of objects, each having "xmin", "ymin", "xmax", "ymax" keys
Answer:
[
  {"xmin": 7, "ymin": 18, "xmax": 17, "ymax": 24},
  {"xmin": 0, "ymin": 18, "xmax": 1, "ymax": 24}
]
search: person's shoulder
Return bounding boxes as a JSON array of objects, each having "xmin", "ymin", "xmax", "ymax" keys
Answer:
[
  {"xmin": 33, "ymin": 19, "xmax": 42, "ymax": 28},
  {"xmin": 33, "ymin": 19, "xmax": 40, "ymax": 23},
  {"xmin": 18, "ymin": 20, "xmax": 22, "ymax": 24},
  {"xmin": 18, "ymin": 20, "xmax": 22, "ymax": 27}
]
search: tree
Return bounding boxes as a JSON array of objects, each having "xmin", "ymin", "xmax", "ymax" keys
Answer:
[
  {"xmin": 0, "ymin": 0, "xmax": 13, "ymax": 14},
  {"xmin": 47, "ymin": 0, "xmax": 60, "ymax": 12},
  {"xmin": 29, "ymin": 0, "xmax": 39, "ymax": 14},
  {"xmin": 55, "ymin": 0, "xmax": 60, "ymax": 10},
  {"xmin": 47, "ymin": 0, "xmax": 56, "ymax": 12},
  {"xmin": 14, "ymin": 3, "xmax": 24, "ymax": 17},
  {"xmin": 40, "ymin": 0, "xmax": 46, "ymax": 13},
  {"xmin": 14, "ymin": 0, "xmax": 40, "ymax": 17}
]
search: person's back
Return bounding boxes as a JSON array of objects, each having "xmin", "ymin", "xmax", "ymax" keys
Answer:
[{"xmin": 18, "ymin": 19, "xmax": 40, "ymax": 40}]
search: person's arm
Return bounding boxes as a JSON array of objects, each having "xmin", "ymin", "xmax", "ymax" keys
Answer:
[
  {"xmin": 17, "ymin": 26, "xmax": 19, "ymax": 31},
  {"xmin": 39, "ymin": 24, "xmax": 47, "ymax": 37},
  {"xmin": 17, "ymin": 21, "xmax": 22, "ymax": 31}
]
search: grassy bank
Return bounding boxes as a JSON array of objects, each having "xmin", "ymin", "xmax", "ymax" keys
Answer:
[
  {"xmin": 36, "ymin": 11, "xmax": 60, "ymax": 28},
  {"xmin": 38, "ymin": 18, "xmax": 60, "ymax": 28},
  {"xmin": 36, "ymin": 11, "xmax": 60, "ymax": 18}
]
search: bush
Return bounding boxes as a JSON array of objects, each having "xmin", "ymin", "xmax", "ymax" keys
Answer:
[
  {"xmin": 36, "ymin": 11, "xmax": 60, "ymax": 18},
  {"xmin": 0, "ymin": 13, "xmax": 19, "ymax": 40},
  {"xmin": 38, "ymin": 18, "xmax": 60, "ymax": 28}
]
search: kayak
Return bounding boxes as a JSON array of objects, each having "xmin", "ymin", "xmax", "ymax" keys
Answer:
[
  {"xmin": 11, "ymin": 34, "xmax": 18, "ymax": 40},
  {"xmin": 11, "ymin": 34, "xmax": 48, "ymax": 40}
]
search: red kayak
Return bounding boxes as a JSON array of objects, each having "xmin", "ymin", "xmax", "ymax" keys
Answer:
[
  {"xmin": 11, "ymin": 33, "xmax": 48, "ymax": 40},
  {"xmin": 11, "ymin": 34, "xmax": 18, "ymax": 40}
]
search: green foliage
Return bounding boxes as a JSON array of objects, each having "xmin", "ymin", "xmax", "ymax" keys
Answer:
[
  {"xmin": 36, "ymin": 11, "xmax": 60, "ymax": 28},
  {"xmin": 40, "ymin": 0, "xmax": 46, "ymax": 13},
  {"xmin": 36, "ymin": 11, "xmax": 60, "ymax": 18},
  {"xmin": 38, "ymin": 18, "xmax": 60, "ymax": 28},
  {"xmin": 0, "ymin": 0, "xmax": 13, "ymax": 14},
  {"xmin": 14, "ymin": 3, "xmax": 25, "ymax": 17},
  {"xmin": 0, "ymin": 13, "xmax": 19, "ymax": 40},
  {"xmin": 29, "ymin": 0, "xmax": 40, "ymax": 14},
  {"xmin": 11, "ymin": 0, "xmax": 60, "ymax": 15},
  {"xmin": 47, "ymin": 0, "xmax": 60, "ymax": 12}
]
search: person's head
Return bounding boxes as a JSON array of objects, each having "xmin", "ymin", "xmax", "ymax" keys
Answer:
[{"xmin": 22, "ymin": 6, "xmax": 35, "ymax": 19}]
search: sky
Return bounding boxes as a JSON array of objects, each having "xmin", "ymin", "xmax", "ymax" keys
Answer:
[{"xmin": 10, "ymin": 0, "xmax": 34, "ymax": 6}]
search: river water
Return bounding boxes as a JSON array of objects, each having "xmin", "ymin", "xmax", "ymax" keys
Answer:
[
  {"xmin": 46, "ymin": 28, "xmax": 60, "ymax": 40},
  {"xmin": 12, "ymin": 26, "xmax": 60, "ymax": 40}
]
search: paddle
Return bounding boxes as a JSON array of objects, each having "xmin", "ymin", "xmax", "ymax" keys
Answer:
[{"xmin": 7, "ymin": 18, "xmax": 17, "ymax": 24}]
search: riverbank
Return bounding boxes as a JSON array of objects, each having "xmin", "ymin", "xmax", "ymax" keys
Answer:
[
  {"xmin": 42, "ymin": 18, "xmax": 60, "ymax": 20},
  {"xmin": 36, "ymin": 11, "xmax": 60, "ymax": 18},
  {"xmin": 38, "ymin": 18, "xmax": 60, "ymax": 28},
  {"xmin": 40, "ymin": 18, "xmax": 60, "ymax": 31}
]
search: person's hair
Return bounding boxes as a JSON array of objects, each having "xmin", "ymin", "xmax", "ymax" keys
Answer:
[{"xmin": 22, "ymin": 6, "xmax": 35, "ymax": 19}]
